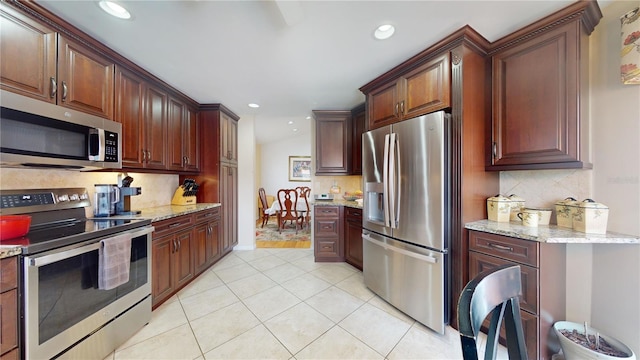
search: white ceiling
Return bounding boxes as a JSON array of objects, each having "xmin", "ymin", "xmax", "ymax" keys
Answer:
[{"xmin": 37, "ymin": 0, "xmax": 597, "ymax": 144}]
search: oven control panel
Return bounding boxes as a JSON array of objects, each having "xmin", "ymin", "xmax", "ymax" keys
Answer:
[{"xmin": 0, "ymin": 188, "xmax": 90, "ymax": 214}]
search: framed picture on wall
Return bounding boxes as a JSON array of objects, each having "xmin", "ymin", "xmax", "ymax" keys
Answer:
[{"xmin": 289, "ymin": 156, "xmax": 311, "ymax": 182}]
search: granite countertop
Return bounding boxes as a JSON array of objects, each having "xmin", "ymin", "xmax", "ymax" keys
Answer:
[
  {"xmin": 466, "ymin": 219, "xmax": 639, "ymax": 244},
  {"xmin": 0, "ymin": 246, "xmax": 22, "ymax": 259},
  {"xmin": 105, "ymin": 203, "xmax": 221, "ymax": 222},
  {"xmin": 313, "ymin": 199, "xmax": 363, "ymax": 209},
  {"xmin": 0, "ymin": 203, "xmax": 222, "ymax": 259}
]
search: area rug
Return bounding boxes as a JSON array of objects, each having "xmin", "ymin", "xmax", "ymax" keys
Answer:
[{"xmin": 256, "ymin": 221, "xmax": 311, "ymax": 248}]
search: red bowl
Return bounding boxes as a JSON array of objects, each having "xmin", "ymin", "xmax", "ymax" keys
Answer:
[{"xmin": 0, "ymin": 215, "xmax": 32, "ymax": 241}]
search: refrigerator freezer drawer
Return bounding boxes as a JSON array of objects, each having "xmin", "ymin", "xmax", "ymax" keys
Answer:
[{"xmin": 362, "ymin": 232, "xmax": 447, "ymax": 334}]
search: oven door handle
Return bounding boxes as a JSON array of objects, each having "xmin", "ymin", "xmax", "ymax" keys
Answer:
[{"xmin": 27, "ymin": 226, "xmax": 154, "ymax": 267}]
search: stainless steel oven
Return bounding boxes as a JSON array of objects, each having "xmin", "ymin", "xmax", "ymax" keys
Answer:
[{"xmin": 0, "ymin": 188, "xmax": 153, "ymax": 360}]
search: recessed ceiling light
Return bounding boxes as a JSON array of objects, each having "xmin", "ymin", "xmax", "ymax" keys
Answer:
[
  {"xmin": 292, "ymin": 128, "xmax": 298, "ymax": 132},
  {"xmin": 374, "ymin": 24, "xmax": 395, "ymax": 40},
  {"xmin": 98, "ymin": 1, "xmax": 131, "ymax": 20},
  {"xmin": 288, "ymin": 121, "xmax": 294, "ymax": 125},
  {"xmin": 305, "ymin": 116, "xmax": 311, "ymax": 120},
  {"xmin": 248, "ymin": 103, "xmax": 260, "ymax": 108}
]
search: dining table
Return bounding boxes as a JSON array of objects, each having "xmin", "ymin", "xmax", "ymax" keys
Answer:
[{"xmin": 266, "ymin": 198, "xmax": 309, "ymax": 215}]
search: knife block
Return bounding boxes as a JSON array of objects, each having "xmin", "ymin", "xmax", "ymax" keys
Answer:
[{"xmin": 171, "ymin": 186, "xmax": 197, "ymax": 206}]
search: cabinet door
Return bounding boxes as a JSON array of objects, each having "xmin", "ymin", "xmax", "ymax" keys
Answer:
[
  {"xmin": 401, "ymin": 52, "xmax": 450, "ymax": 119},
  {"xmin": 314, "ymin": 110, "xmax": 351, "ymax": 175},
  {"xmin": 57, "ymin": 35, "xmax": 114, "ymax": 119},
  {"xmin": 221, "ymin": 112, "xmax": 237, "ymax": 163},
  {"xmin": 490, "ymin": 22, "xmax": 583, "ymax": 169},
  {"xmin": 367, "ymin": 81, "xmax": 401, "ymax": 130},
  {"xmin": 183, "ymin": 106, "xmax": 200, "ymax": 172},
  {"xmin": 0, "ymin": 4, "xmax": 57, "ymax": 103},
  {"xmin": 167, "ymin": 97, "xmax": 186, "ymax": 171},
  {"xmin": 193, "ymin": 222, "xmax": 209, "ymax": 275},
  {"xmin": 351, "ymin": 105, "xmax": 365, "ymax": 175},
  {"xmin": 174, "ymin": 229, "xmax": 194, "ymax": 289},
  {"xmin": 152, "ymin": 235, "xmax": 174, "ymax": 307},
  {"xmin": 221, "ymin": 164, "xmax": 238, "ymax": 252},
  {"xmin": 115, "ymin": 66, "xmax": 145, "ymax": 168},
  {"xmin": 143, "ymin": 84, "xmax": 168, "ymax": 169},
  {"xmin": 0, "ymin": 290, "xmax": 18, "ymax": 356},
  {"xmin": 208, "ymin": 218, "xmax": 222, "ymax": 263},
  {"xmin": 344, "ymin": 209, "xmax": 363, "ymax": 270}
]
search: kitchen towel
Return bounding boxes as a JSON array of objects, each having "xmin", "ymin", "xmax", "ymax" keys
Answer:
[{"xmin": 98, "ymin": 233, "xmax": 132, "ymax": 290}]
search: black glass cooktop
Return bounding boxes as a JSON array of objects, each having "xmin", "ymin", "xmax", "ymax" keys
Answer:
[{"xmin": 1, "ymin": 218, "xmax": 150, "ymax": 255}]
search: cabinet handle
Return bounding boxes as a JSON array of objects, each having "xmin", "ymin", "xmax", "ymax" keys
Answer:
[
  {"xmin": 395, "ymin": 103, "xmax": 399, "ymax": 116},
  {"xmin": 172, "ymin": 239, "xmax": 177, "ymax": 253},
  {"xmin": 492, "ymin": 142, "xmax": 497, "ymax": 158},
  {"xmin": 168, "ymin": 222, "xmax": 183, "ymax": 229},
  {"xmin": 177, "ymin": 239, "xmax": 181, "ymax": 252},
  {"xmin": 61, "ymin": 81, "xmax": 68, "ymax": 101},
  {"xmin": 146, "ymin": 150, "xmax": 151, "ymax": 162},
  {"xmin": 488, "ymin": 242, "xmax": 514, "ymax": 252},
  {"xmin": 400, "ymin": 101, "xmax": 405, "ymax": 115},
  {"xmin": 50, "ymin": 77, "xmax": 57, "ymax": 98}
]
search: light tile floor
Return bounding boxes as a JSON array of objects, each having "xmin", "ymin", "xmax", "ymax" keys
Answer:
[{"xmin": 105, "ymin": 248, "xmax": 507, "ymax": 359}]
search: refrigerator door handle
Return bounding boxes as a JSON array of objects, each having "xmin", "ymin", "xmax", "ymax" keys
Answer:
[
  {"xmin": 388, "ymin": 133, "xmax": 397, "ymax": 228},
  {"xmin": 390, "ymin": 132, "xmax": 401, "ymax": 228},
  {"xmin": 362, "ymin": 233, "xmax": 438, "ymax": 264},
  {"xmin": 383, "ymin": 133, "xmax": 391, "ymax": 228}
]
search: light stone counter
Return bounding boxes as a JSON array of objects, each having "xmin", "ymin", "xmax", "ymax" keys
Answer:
[
  {"xmin": 312, "ymin": 199, "xmax": 362, "ymax": 209},
  {"xmin": 0, "ymin": 245, "xmax": 21, "ymax": 259},
  {"xmin": 104, "ymin": 203, "xmax": 221, "ymax": 222},
  {"xmin": 465, "ymin": 220, "xmax": 639, "ymax": 244}
]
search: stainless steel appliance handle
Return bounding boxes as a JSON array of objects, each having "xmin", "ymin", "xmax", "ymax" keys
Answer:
[
  {"xmin": 388, "ymin": 132, "xmax": 399, "ymax": 228},
  {"xmin": 28, "ymin": 226, "xmax": 154, "ymax": 267},
  {"xmin": 382, "ymin": 133, "xmax": 391, "ymax": 228},
  {"xmin": 362, "ymin": 233, "xmax": 437, "ymax": 264}
]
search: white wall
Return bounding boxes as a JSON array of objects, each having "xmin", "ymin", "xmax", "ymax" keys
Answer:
[
  {"xmin": 500, "ymin": 0, "xmax": 640, "ymax": 354},
  {"xmin": 236, "ymin": 116, "xmax": 257, "ymax": 250},
  {"xmin": 259, "ymin": 134, "xmax": 311, "ymax": 197},
  {"xmin": 589, "ymin": 0, "xmax": 640, "ymax": 354}
]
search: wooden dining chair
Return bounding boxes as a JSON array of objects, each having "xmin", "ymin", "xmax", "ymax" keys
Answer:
[
  {"xmin": 458, "ymin": 264, "xmax": 528, "ymax": 360},
  {"xmin": 296, "ymin": 186, "xmax": 311, "ymax": 230},
  {"xmin": 276, "ymin": 189, "xmax": 302, "ymax": 234},
  {"xmin": 258, "ymin": 188, "xmax": 274, "ymax": 228}
]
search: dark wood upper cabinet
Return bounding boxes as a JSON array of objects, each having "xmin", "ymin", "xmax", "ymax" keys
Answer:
[
  {"xmin": 115, "ymin": 66, "xmax": 145, "ymax": 167},
  {"xmin": 487, "ymin": 1, "xmax": 602, "ymax": 170},
  {"xmin": 314, "ymin": 110, "xmax": 351, "ymax": 175},
  {"xmin": 143, "ymin": 84, "xmax": 168, "ymax": 170},
  {"xmin": 0, "ymin": 4, "xmax": 57, "ymax": 103},
  {"xmin": 168, "ymin": 97, "xmax": 200, "ymax": 173},
  {"xmin": 57, "ymin": 35, "xmax": 114, "ymax": 119},
  {"xmin": 350, "ymin": 104, "xmax": 365, "ymax": 175},
  {"xmin": 365, "ymin": 52, "xmax": 450, "ymax": 130},
  {"xmin": 1, "ymin": 3, "xmax": 114, "ymax": 119}
]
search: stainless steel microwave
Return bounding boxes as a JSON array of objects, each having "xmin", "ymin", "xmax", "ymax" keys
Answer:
[{"xmin": 0, "ymin": 90, "xmax": 122, "ymax": 170}]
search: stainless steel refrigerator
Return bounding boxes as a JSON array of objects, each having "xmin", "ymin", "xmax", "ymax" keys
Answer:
[{"xmin": 362, "ymin": 110, "xmax": 450, "ymax": 334}]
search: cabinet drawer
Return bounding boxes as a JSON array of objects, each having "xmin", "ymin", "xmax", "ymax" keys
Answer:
[
  {"xmin": 314, "ymin": 206, "xmax": 339, "ymax": 218},
  {"xmin": 469, "ymin": 251, "xmax": 538, "ymax": 315},
  {"xmin": 194, "ymin": 208, "xmax": 220, "ymax": 223},
  {"xmin": 317, "ymin": 239, "xmax": 339, "ymax": 256},
  {"xmin": 153, "ymin": 214, "xmax": 194, "ymax": 237},
  {"xmin": 0, "ymin": 289, "xmax": 18, "ymax": 355},
  {"xmin": 315, "ymin": 219, "xmax": 340, "ymax": 237},
  {"xmin": 469, "ymin": 231, "xmax": 538, "ymax": 267},
  {"xmin": 345, "ymin": 207, "xmax": 362, "ymax": 218},
  {"xmin": 0, "ymin": 257, "xmax": 17, "ymax": 291}
]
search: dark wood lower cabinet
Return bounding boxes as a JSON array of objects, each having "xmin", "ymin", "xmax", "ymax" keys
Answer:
[
  {"xmin": 313, "ymin": 205, "xmax": 344, "ymax": 262},
  {"xmin": 0, "ymin": 257, "xmax": 18, "ymax": 359},
  {"xmin": 152, "ymin": 207, "xmax": 224, "ymax": 309},
  {"xmin": 468, "ymin": 230, "xmax": 566, "ymax": 360},
  {"xmin": 344, "ymin": 207, "xmax": 363, "ymax": 270}
]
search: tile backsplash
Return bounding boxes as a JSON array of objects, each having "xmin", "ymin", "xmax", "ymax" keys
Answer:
[
  {"xmin": 0, "ymin": 168, "xmax": 179, "ymax": 216},
  {"xmin": 312, "ymin": 176, "xmax": 363, "ymax": 196},
  {"xmin": 500, "ymin": 169, "xmax": 592, "ymax": 222}
]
